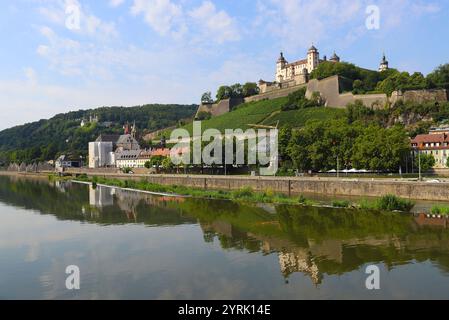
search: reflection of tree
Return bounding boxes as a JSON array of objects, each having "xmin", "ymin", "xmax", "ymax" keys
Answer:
[
  {"xmin": 2, "ymin": 176, "xmax": 449, "ymax": 283},
  {"xmin": 178, "ymin": 198, "xmax": 449, "ymax": 282},
  {"xmin": 0, "ymin": 176, "xmax": 195, "ymax": 226}
]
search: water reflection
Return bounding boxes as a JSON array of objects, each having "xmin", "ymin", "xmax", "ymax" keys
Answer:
[{"xmin": 1, "ymin": 175, "xmax": 449, "ymax": 299}]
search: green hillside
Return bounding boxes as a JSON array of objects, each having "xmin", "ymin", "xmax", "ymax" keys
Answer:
[
  {"xmin": 261, "ymin": 107, "xmax": 346, "ymax": 127},
  {"xmin": 164, "ymin": 96, "xmax": 344, "ymax": 138},
  {"xmin": 0, "ymin": 104, "xmax": 197, "ymax": 164}
]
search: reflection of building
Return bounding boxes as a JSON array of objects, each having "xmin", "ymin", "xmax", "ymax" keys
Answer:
[
  {"xmin": 415, "ymin": 213, "xmax": 448, "ymax": 228},
  {"xmin": 89, "ymin": 185, "xmax": 114, "ymax": 207},
  {"xmin": 55, "ymin": 155, "xmax": 81, "ymax": 169},
  {"xmin": 278, "ymin": 250, "xmax": 321, "ymax": 285}
]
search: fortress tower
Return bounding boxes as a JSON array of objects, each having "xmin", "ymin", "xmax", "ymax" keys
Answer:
[
  {"xmin": 379, "ymin": 53, "xmax": 389, "ymax": 72},
  {"xmin": 307, "ymin": 45, "xmax": 320, "ymax": 73},
  {"xmin": 276, "ymin": 52, "xmax": 287, "ymax": 82}
]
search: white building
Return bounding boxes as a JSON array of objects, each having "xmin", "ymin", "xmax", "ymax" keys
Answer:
[
  {"xmin": 115, "ymin": 150, "xmax": 142, "ymax": 169},
  {"xmin": 88, "ymin": 142, "xmax": 114, "ymax": 169},
  {"xmin": 276, "ymin": 46, "xmax": 327, "ymax": 83}
]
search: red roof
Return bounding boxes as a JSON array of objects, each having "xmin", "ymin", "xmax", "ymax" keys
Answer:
[
  {"xmin": 151, "ymin": 148, "xmax": 171, "ymax": 157},
  {"xmin": 411, "ymin": 133, "xmax": 449, "ymax": 144},
  {"xmin": 287, "ymin": 59, "xmax": 308, "ymax": 67}
]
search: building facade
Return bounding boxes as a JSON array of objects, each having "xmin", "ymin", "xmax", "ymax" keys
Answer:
[
  {"xmin": 275, "ymin": 46, "xmax": 322, "ymax": 83},
  {"xmin": 411, "ymin": 128, "xmax": 449, "ymax": 169},
  {"xmin": 115, "ymin": 150, "xmax": 142, "ymax": 169},
  {"xmin": 88, "ymin": 141, "xmax": 114, "ymax": 169}
]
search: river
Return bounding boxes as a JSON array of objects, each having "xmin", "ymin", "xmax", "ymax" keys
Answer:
[{"xmin": 0, "ymin": 175, "xmax": 449, "ymax": 299}]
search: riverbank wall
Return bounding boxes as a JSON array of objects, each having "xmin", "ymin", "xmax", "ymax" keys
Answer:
[{"xmin": 2, "ymin": 170, "xmax": 447, "ymax": 202}]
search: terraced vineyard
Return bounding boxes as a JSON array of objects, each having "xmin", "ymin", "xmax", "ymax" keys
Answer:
[
  {"xmin": 261, "ymin": 106, "xmax": 346, "ymax": 127},
  {"xmin": 160, "ymin": 96, "xmax": 347, "ymax": 139}
]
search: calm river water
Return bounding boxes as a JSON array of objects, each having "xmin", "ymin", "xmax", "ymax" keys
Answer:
[{"xmin": 1, "ymin": 175, "xmax": 449, "ymax": 300}]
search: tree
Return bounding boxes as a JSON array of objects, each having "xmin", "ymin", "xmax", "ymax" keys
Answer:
[
  {"xmin": 447, "ymin": 157, "xmax": 449, "ymax": 168},
  {"xmin": 196, "ymin": 111, "xmax": 212, "ymax": 121},
  {"xmin": 427, "ymin": 64, "xmax": 449, "ymax": 89},
  {"xmin": 201, "ymin": 92, "xmax": 213, "ymax": 104},
  {"xmin": 414, "ymin": 153, "xmax": 436, "ymax": 172},
  {"xmin": 375, "ymin": 71, "xmax": 428, "ymax": 95},
  {"xmin": 230, "ymin": 83, "xmax": 243, "ymax": 98},
  {"xmin": 310, "ymin": 61, "xmax": 360, "ymax": 81},
  {"xmin": 351, "ymin": 125, "xmax": 410, "ymax": 172},
  {"xmin": 287, "ymin": 119, "xmax": 363, "ymax": 172},
  {"xmin": 242, "ymin": 82, "xmax": 259, "ymax": 97},
  {"xmin": 148, "ymin": 155, "xmax": 166, "ymax": 168},
  {"xmin": 162, "ymin": 157, "xmax": 174, "ymax": 171},
  {"xmin": 279, "ymin": 125, "xmax": 292, "ymax": 163},
  {"xmin": 352, "ymin": 79, "xmax": 364, "ymax": 94},
  {"xmin": 281, "ymin": 87, "xmax": 319, "ymax": 111},
  {"xmin": 216, "ymin": 86, "xmax": 233, "ymax": 101},
  {"xmin": 144, "ymin": 161, "xmax": 152, "ymax": 169}
]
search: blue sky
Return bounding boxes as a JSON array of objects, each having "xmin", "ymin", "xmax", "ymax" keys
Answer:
[{"xmin": 0, "ymin": 0, "xmax": 448, "ymax": 129}]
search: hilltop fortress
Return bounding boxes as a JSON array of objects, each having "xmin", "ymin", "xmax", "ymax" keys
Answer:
[{"xmin": 197, "ymin": 46, "xmax": 447, "ymax": 119}]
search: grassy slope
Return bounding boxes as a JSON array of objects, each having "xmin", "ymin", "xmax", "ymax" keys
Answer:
[
  {"xmin": 162, "ymin": 97, "xmax": 346, "ymax": 138},
  {"xmin": 261, "ymin": 107, "xmax": 346, "ymax": 127},
  {"xmin": 182, "ymin": 97, "xmax": 288, "ymax": 134}
]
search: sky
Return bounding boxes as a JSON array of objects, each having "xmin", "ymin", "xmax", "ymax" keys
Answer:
[{"xmin": 0, "ymin": 0, "xmax": 448, "ymax": 130}]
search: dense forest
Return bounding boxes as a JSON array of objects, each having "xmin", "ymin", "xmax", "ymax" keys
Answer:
[{"xmin": 0, "ymin": 104, "xmax": 197, "ymax": 164}]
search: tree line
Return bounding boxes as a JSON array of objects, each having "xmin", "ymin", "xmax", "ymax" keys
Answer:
[
  {"xmin": 0, "ymin": 104, "xmax": 197, "ymax": 165},
  {"xmin": 311, "ymin": 61, "xmax": 449, "ymax": 96},
  {"xmin": 201, "ymin": 82, "xmax": 260, "ymax": 104}
]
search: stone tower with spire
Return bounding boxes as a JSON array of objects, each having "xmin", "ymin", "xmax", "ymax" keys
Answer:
[
  {"xmin": 307, "ymin": 45, "xmax": 319, "ymax": 73},
  {"xmin": 276, "ymin": 52, "xmax": 287, "ymax": 82},
  {"xmin": 131, "ymin": 121, "xmax": 137, "ymax": 139},
  {"xmin": 379, "ymin": 53, "xmax": 389, "ymax": 72}
]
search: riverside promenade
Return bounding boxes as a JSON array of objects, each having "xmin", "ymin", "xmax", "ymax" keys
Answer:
[{"xmin": 2, "ymin": 169, "xmax": 449, "ymax": 202}]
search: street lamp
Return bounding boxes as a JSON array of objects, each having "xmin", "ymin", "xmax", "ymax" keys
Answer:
[{"xmin": 418, "ymin": 150, "xmax": 422, "ymax": 181}]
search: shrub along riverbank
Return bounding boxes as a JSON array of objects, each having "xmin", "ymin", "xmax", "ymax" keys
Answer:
[{"xmin": 71, "ymin": 175, "xmax": 415, "ymax": 212}]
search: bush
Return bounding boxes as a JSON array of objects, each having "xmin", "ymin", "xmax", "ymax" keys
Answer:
[
  {"xmin": 282, "ymin": 88, "xmax": 319, "ymax": 111},
  {"xmin": 298, "ymin": 194, "xmax": 307, "ymax": 204},
  {"xmin": 332, "ymin": 200, "xmax": 351, "ymax": 208},
  {"xmin": 122, "ymin": 167, "xmax": 132, "ymax": 174},
  {"xmin": 431, "ymin": 205, "xmax": 449, "ymax": 216},
  {"xmin": 232, "ymin": 187, "xmax": 254, "ymax": 199},
  {"xmin": 376, "ymin": 195, "xmax": 414, "ymax": 212},
  {"xmin": 196, "ymin": 111, "xmax": 212, "ymax": 121}
]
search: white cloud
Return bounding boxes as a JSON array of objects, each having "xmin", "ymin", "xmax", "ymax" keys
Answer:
[
  {"xmin": 254, "ymin": 0, "xmax": 441, "ymax": 52},
  {"xmin": 24, "ymin": 67, "xmax": 38, "ymax": 87},
  {"xmin": 130, "ymin": 0, "xmax": 186, "ymax": 37},
  {"xmin": 36, "ymin": 0, "xmax": 118, "ymax": 39},
  {"xmin": 109, "ymin": 0, "xmax": 125, "ymax": 7},
  {"xmin": 255, "ymin": 0, "xmax": 363, "ymax": 51},
  {"xmin": 188, "ymin": 1, "xmax": 240, "ymax": 44}
]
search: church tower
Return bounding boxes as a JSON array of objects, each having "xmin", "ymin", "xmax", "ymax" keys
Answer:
[
  {"xmin": 307, "ymin": 45, "xmax": 319, "ymax": 73},
  {"xmin": 329, "ymin": 52, "xmax": 340, "ymax": 63},
  {"xmin": 276, "ymin": 52, "xmax": 287, "ymax": 82},
  {"xmin": 131, "ymin": 121, "xmax": 137, "ymax": 139},
  {"xmin": 379, "ymin": 53, "xmax": 389, "ymax": 72}
]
